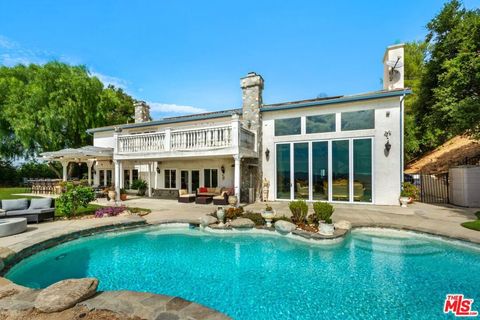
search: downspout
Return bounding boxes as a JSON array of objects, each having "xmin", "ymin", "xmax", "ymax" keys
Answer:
[{"xmin": 400, "ymin": 94, "xmax": 406, "ymax": 192}]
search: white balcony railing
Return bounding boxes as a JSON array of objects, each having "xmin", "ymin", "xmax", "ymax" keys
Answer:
[
  {"xmin": 171, "ymin": 126, "xmax": 232, "ymax": 150},
  {"xmin": 116, "ymin": 124, "xmax": 249, "ymax": 154},
  {"xmin": 118, "ymin": 132, "xmax": 166, "ymax": 153}
]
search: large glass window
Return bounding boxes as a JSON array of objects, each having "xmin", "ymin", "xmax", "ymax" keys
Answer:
[
  {"xmin": 204, "ymin": 169, "xmax": 218, "ymax": 188},
  {"xmin": 123, "ymin": 170, "xmax": 130, "ymax": 188},
  {"xmin": 341, "ymin": 110, "xmax": 374, "ymax": 131},
  {"xmin": 275, "ymin": 118, "xmax": 301, "ymax": 136},
  {"xmin": 354, "ymin": 139, "xmax": 372, "ymax": 202},
  {"xmin": 132, "ymin": 169, "xmax": 139, "ymax": 182},
  {"xmin": 192, "ymin": 170, "xmax": 200, "ymax": 191},
  {"xmin": 164, "ymin": 169, "xmax": 176, "ymax": 188},
  {"xmin": 332, "ymin": 140, "xmax": 349, "ymax": 201},
  {"xmin": 180, "ymin": 170, "xmax": 189, "ymax": 190},
  {"xmin": 106, "ymin": 170, "xmax": 112, "ymax": 186},
  {"xmin": 276, "ymin": 144, "xmax": 291, "ymax": 199},
  {"xmin": 294, "ymin": 143, "xmax": 309, "ymax": 199},
  {"xmin": 312, "ymin": 141, "xmax": 328, "ymax": 200},
  {"xmin": 306, "ymin": 114, "xmax": 336, "ymax": 133}
]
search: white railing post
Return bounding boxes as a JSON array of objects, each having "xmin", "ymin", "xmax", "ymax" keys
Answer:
[
  {"xmin": 165, "ymin": 128, "xmax": 171, "ymax": 151},
  {"xmin": 231, "ymin": 113, "xmax": 240, "ymax": 150}
]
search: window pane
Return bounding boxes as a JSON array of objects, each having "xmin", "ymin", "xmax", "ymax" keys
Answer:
[
  {"xmin": 212, "ymin": 169, "xmax": 218, "ymax": 187},
  {"xmin": 276, "ymin": 144, "xmax": 291, "ymax": 199},
  {"xmin": 132, "ymin": 170, "xmax": 139, "ymax": 181},
  {"xmin": 306, "ymin": 114, "xmax": 335, "ymax": 133},
  {"xmin": 354, "ymin": 139, "xmax": 372, "ymax": 202},
  {"xmin": 275, "ymin": 118, "xmax": 301, "ymax": 136},
  {"xmin": 124, "ymin": 170, "xmax": 130, "ymax": 188},
  {"xmin": 106, "ymin": 170, "xmax": 112, "ymax": 186},
  {"xmin": 332, "ymin": 140, "xmax": 349, "ymax": 201},
  {"xmin": 164, "ymin": 170, "xmax": 170, "ymax": 188},
  {"xmin": 171, "ymin": 170, "xmax": 176, "ymax": 188},
  {"xmin": 204, "ymin": 169, "xmax": 211, "ymax": 188},
  {"xmin": 181, "ymin": 171, "xmax": 188, "ymax": 190},
  {"xmin": 192, "ymin": 171, "xmax": 200, "ymax": 191},
  {"xmin": 100, "ymin": 171, "xmax": 105, "ymax": 186},
  {"xmin": 294, "ymin": 143, "xmax": 309, "ymax": 199},
  {"xmin": 341, "ymin": 110, "xmax": 374, "ymax": 131},
  {"xmin": 312, "ymin": 142, "xmax": 328, "ymax": 200}
]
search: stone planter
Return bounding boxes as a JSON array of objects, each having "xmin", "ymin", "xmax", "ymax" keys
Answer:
[
  {"xmin": 228, "ymin": 195, "xmax": 238, "ymax": 207},
  {"xmin": 261, "ymin": 210, "xmax": 275, "ymax": 227},
  {"xmin": 108, "ymin": 190, "xmax": 116, "ymax": 201},
  {"xmin": 217, "ymin": 207, "xmax": 225, "ymax": 226},
  {"xmin": 400, "ymin": 197, "xmax": 409, "ymax": 207},
  {"xmin": 319, "ymin": 222, "xmax": 334, "ymax": 236}
]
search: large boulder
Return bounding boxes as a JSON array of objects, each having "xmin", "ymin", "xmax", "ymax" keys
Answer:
[
  {"xmin": 275, "ymin": 220, "xmax": 296, "ymax": 234},
  {"xmin": 0, "ymin": 277, "xmax": 30, "ymax": 300},
  {"xmin": 230, "ymin": 218, "xmax": 255, "ymax": 228},
  {"xmin": 199, "ymin": 215, "xmax": 218, "ymax": 227},
  {"xmin": 334, "ymin": 220, "xmax": 352, "ymax": 230},
  {"xmin": 34, "ymin": 278, "xmax": 98, "ymax": 313}
]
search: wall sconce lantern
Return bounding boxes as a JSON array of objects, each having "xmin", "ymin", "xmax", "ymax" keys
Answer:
[
  {"xmin": 265, "ymin": 148, "xmax": 270, "ymax": 161},
  {"xmin": 221, "ymin": 165, "xmax": 225, "ymax": 179},
  {"xmin": 156, "ymin": 166, "xmax": 161, "ymax": 174},
  {"xmin": 384, "ymin": 130, "xmax": 392, "ymax": 154}
]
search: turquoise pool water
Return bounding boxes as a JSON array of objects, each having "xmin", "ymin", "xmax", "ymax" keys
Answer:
[{"xmin": 6, "ymin": 226, "xmax": 480, "ymax": 319}]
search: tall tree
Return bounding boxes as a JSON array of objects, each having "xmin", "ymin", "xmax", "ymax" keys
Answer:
[
  {"xmin": 416, "ymin": 0, "xmax": 480, "ymax": 151},
  {"xmin": 0, "ymin": 62, "xmax": 135, "ymax": 159}
]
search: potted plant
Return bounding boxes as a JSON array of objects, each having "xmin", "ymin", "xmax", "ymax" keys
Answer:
[
  {"xmin": 120, "ymin": 188, "xmax": 127, "ymax": 201},
  {"xmin": 313, "ymin": 202, "xmax": 334, "ymax": 235},
  {"xmin": 400, "ymin": 190, "xmax": 410, "ymax": 207},
  {"xmin": 402, "ymin": 182, "xmax": 418, "ymax": 204},
  {"xmin": 131, "ymin": 179, "xmax": 148, "ymax": 196},
  {"xmin": 261, "ymin": 204, "xmax": 275, "ymax": 227}
]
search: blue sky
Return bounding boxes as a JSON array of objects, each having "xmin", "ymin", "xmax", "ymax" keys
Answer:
[{"xmin": 1, "ymin": 0, "xmax": 479, "ymax": 119}]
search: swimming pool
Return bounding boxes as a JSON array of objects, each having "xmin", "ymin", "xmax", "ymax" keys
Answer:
[{"xmin": 6, "ymin": 226, "xmax": 480, "ymax": 319}]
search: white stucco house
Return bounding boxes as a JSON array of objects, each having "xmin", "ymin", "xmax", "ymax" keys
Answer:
[{"xmin": 42, "ymin": 44, "xmax": 410, "ymax": 205}]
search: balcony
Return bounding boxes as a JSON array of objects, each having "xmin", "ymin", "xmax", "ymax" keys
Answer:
[{"xmin": 116, "ymin": 121, "xmax": 256, "ymax": 159}]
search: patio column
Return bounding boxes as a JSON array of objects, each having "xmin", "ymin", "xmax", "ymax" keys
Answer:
[
  {"xmin": 114, "ymin": 160, "xmax": 121, "ymax": 201},
  {"xmin": 234, "ymin": 155, "xmax": 241, "ymax": 202},
  {"xmin": 147, "ymin": 163, "xmax": 153, "ymax": 197},
  {"xmin": 61, "ymin": 161, "xmax": 69, "ymax": 181},
  {"xmin": 86, "ymin": 160, "xmax": 95, "ymax": 186}
]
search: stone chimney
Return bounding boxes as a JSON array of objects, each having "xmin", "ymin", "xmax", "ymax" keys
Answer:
[
  {"xmin": 134, "ymin": 100, "xmax": 150, "ymax": 123},
  {"xmin": 240, "ymin": 72, "xmax": 264, "ymax": 130},
  {"xmin": 383, "ymin": 44, "xmax": 405, "ymax": 90}
]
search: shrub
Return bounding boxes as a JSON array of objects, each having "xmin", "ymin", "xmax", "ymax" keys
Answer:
[
  {"xmin": 17, "ymin": 161, "xmax": 58, "ymax": 179},
  {"xmin": 475, "ymin": 211, "xmax": 480, "ymax": 220},
  {"xmin": 95, "ymin": 205, "xmax": 126, "ymax": 218},
  {"xmin": 402, "ymin": 182, "xmax": 418, "ymax": 199},
  {"xmin": 0, "ymin": 160, "xmax": 18, "ymax": 186},
  {"xmin": 56, "ymin": 183, "xmax": 95, "ymax": 217},
  {"xmin": 131, "ymin": 179, "xmax": 147, "ymax": 195},
  {"xmin": 288, "ymin": 200, "xmax": 308, "ymax": 224},
  {"xmin": 225, "ymin": 206, "xmax": 244, "ymax": 220},
  {"xmin": 242, "ymin": 211, "xmax": 265, "ymax": 226},
  {"xmin": 313, "ymin": 201, "xmax": 334, "ymax": 224},
  {"xmin": 265, "ymin": 204, "xmax": 273, "ymax": 212},
  {"xmin": 273, "ymin": 215, "xmax": 292, "ymax": 223}
]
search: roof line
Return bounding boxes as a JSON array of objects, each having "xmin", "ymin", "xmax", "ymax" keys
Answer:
[{"xmin": 261, "ymin": 89, "xmax": 411, "ymax": 112}]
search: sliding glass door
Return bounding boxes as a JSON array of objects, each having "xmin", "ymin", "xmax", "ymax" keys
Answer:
[
  {"xmin": 276, "ymin": 144, "xmax": 291, "ymax": 199},
  {"xmin": 294, "ymin": 143, "xmax": 309, "ymax": 199},
  {"xmin": 275, "ymin": 138, "xmax": 373, "ymax": 203},
  {"xmin": 332, "ymin": 140, "xmax": 350, "ymax": 201},
  {"xmin": 312, "ymin": 141, "xmax": 328, "ymax": 200}
]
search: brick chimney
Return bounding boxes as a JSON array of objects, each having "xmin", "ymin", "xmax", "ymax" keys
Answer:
[
  {"xmin": 240, "ymin": 72, "xmax": 264, "ymax": 130},
  {"xmin": 383, "ymin": 44, "xmax": 405, "ymax": 90},
  {"xmin": 134, "ymin": 100, "xmax": 150, "ymax": 123}
]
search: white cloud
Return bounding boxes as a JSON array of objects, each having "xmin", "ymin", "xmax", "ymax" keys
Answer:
[
  {"xmin": 0, "ymin": 35, "xmax": 17, "ymax": 49},
  {"xmin": 149, "ymin": 102, "xmax": 208, "ymax": 115},
  {"xmin": 90, "ymin": 71, "xmax": 128, "ymax": 89}
]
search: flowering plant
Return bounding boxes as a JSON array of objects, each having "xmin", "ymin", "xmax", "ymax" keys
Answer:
[{"xmin": 95, "ymin": 205, "xmax": 126, "ymax": 218}]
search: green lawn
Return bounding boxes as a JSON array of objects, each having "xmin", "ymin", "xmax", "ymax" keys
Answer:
[
  {"xmin": 0, "ymin": 187, "xmax": 40, "ymax": 200},
  {"xmin": 1, "ymin": 187, "xmax": 150, "ymax": 218},
  {"xmin": 461, "ymin": 211, "xmax": 480, "ymax": 232}
]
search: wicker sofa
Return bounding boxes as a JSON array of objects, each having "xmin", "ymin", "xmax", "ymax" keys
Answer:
[
  {"xmin": 0, "ymin": 198, "xmax": 55, "ymax": 223},
  {"xmin": 195, "ymin": 187, "xmax": 233, "ymax": 205}
]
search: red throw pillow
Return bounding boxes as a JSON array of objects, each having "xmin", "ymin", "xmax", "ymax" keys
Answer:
[{"xmin": 199, "ymin": 187, "xmax": 208, "ymax": 193}]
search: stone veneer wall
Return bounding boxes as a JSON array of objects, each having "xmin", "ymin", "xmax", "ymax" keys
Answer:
[{"xmin": 240, "ymin": 72, "xmax": 264, "ymax": 201}]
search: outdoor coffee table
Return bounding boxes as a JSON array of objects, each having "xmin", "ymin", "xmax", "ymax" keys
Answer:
[{"xmin": 195, "ymin": 196, "xmax": 213, "ymax": 204}]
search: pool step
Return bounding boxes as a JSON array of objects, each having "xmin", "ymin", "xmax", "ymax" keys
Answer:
[{"xmin": 352, "ymin": 234, "xmax": 443, "ymax": 256}]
